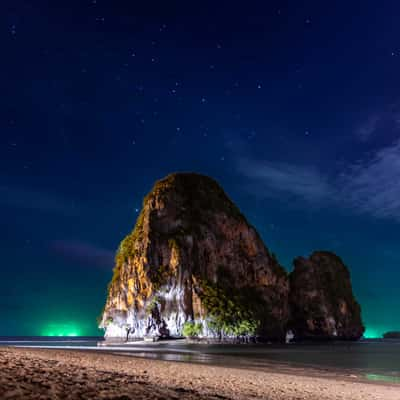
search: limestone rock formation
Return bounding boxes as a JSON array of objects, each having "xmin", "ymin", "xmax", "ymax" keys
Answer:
[
  {"xmin": 100, "ymin": 173, "xmax": 289, "ymax": 341},
  {"xmin": 383, "ymin": 331, "xmax": 400, "ymax": 339},
  {"xmin": 288, "ymin": 251, "xmax": 364, "ymax": 340}
]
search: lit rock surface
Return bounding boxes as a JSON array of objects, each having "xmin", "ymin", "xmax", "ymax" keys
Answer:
[
  {"xmin": 289, "ymin": 251, "xmax": 365, "ymax": 340},
  {"xmin": 100, "ymin": 172, "xmax": 289, "ymax": 341}
]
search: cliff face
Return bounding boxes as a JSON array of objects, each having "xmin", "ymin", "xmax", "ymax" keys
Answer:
[
  {"xmin": 100, "ymin": 173, "xmax": 289, "ymax": 341},
  {"xmin": 288, "ymin": 251, "xmax": 364, "ymax": 340}
]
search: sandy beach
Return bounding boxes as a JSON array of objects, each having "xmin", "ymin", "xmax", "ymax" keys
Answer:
[{"xmin": 0, "ymin": 347, "xmax": 399, "ymax": 399}]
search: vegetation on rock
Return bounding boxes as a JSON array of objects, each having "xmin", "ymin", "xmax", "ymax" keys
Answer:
[
  {"xmin": 182, "ymin": 322, "xmax": 203, "ymax": 338},
  {"xmin": 196, "ymin": 278, "xmax": 260, "ymax": 338}
]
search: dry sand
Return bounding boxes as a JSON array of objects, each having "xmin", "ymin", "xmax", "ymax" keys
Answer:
[{"xmin": 0, "ymin": 347, "xmax": 399, "ymax": 399}]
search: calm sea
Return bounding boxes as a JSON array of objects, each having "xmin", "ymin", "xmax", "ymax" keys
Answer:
[{"xmin": 1, "ymin": 337, "xmax": 399, "ymax": 384}]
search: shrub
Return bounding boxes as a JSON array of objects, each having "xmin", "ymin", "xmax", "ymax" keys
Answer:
[
  {"xmin": 182, "ymin": 321, "xmax": 203, "ymax": 338},
  {"xmin": 197, "ymin": 279, "xmax": 261, "ymax": 338}
]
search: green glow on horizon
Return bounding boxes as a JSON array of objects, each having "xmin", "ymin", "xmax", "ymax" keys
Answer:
[
  {"xmin": 363, "ymin": 327, "xmax": 386, "ymax": 339},
  {"xmin": 41, "ymin": 323, "xmax": 81, "ymax": 337}
]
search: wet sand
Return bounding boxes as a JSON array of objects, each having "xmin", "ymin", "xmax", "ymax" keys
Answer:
[{"xmin": 1, "ymin": 347, "xmax": 399, "ymax": 399}]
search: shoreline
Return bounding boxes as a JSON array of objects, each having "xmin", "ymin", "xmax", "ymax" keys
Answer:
[
  {"xmin": 1, "ymin": 347, "xmax": 399, "ymax": 399},
  {"xmin": 8, "ymin": 341, "xmax": 400, "ymax": 386},
  {"xmin": 66, "ymin": 339, "xmax": 400, "ymax": 386}
]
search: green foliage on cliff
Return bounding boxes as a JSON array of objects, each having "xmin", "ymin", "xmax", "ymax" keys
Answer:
[
  {"xmin": 115, "ymin": 210, "xmax": 145, "ymax": 265},
  {"xmin": 198, "ymin": 279, "xmax": 260, "ymax": 337},
  {"xmin": 108, "ymin": 209, "xmax": 146, "ymax": 293},
  {"xmin": 182, "ymin": 321, "xmax": 203, "ymax": 337}
]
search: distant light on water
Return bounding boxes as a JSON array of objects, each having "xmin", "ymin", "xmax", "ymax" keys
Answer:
[
  {"xmin": 364, "ymin": 327, "xmax": 384, "ymax": 339},
  {"xmin": 41, "ymin": 323, "xmax": 81, "ymax": 337}
]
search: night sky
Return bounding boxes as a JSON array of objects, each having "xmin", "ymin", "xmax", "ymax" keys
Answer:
[{"xmin": 2, "ymin": 1, "xmax": 399, "ymax": 337}]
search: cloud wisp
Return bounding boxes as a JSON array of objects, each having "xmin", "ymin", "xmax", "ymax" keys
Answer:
[
  {"xmin": 339, "ymin": 139, "xmax": 400, "ymax": 220},
  {"xmin": 238, "ymin": 158, "xmax": 333, "ymax": 204},
  {"xmin": 236, "ymin": 139, "xmax": 400, "ymax": 222},
  {"xmin": 354, "ymin": 105, "xmax": 400, "ymax": 142}
]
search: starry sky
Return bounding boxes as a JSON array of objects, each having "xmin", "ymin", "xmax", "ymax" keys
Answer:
[{"xmin": 2, "ymin": 0, "xmax": 400, "ymax": 337}]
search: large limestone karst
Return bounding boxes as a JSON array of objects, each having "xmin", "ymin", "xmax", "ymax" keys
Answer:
[
  {"xmin": 100, "ymin": 172, "xmax": 289, "ymax": 341},
  {"xmin": 288, "ymin": 251, "xmax": 364, "ymax": 340}
]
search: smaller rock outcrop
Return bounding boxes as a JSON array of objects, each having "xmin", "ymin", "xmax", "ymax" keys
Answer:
[
  {"xmin": 383, "ymin": 331, "xmax": 400, "ymax": 339},
  {"xmin": 289, "ymin": 251, "xmax": 364, "ymax": 340}
]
